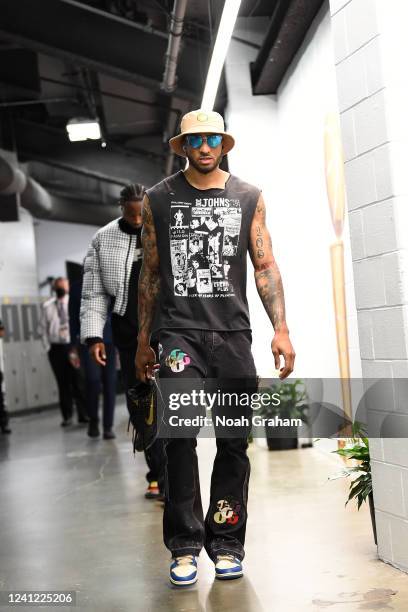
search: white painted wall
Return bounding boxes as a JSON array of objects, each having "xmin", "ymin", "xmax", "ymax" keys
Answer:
[
  {"xmin": 0, "ymin": 208, "xmax": 38, "ymax": 297},
  {"xmin": 225, "ymin": 7, "xmax": 362, "ymax": 381},
  {"xmin": 0, "ymin": 209, "xmax": 59, "ymax": 410},
  {"xmin": 34, "ymin": 219, "xmax": 101, "ymax": 292},
  {"xmin": 330, "ymin": 0, "xmax": 408, "ymax": 574}
]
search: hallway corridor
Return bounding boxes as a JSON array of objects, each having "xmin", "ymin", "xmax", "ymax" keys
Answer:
[{"xmin": 1, "ymin": 405, "xmax": 407, "ymax": 612}]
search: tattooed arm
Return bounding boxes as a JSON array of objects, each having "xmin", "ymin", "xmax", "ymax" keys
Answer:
[
  {"xmin": 135, "ymin": 194, "xmax": 161, "ymax": 382},
  {"xmin": 249, "ymin": 193, "xmax": 295, "ymax": 379}
]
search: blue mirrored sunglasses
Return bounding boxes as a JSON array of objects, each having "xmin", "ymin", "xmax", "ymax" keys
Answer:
[{"xmin": 185, "ymin": 133, "xmax": 223, "ymax": 149}]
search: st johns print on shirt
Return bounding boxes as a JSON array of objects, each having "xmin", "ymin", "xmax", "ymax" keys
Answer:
[{"xmin": 169, "ymin": 196, "xmax": 242, "ymax": 298}]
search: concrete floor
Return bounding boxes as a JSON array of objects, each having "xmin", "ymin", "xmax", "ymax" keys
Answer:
[{"xmin": 1, "ymin": 403, "xmax": 407, "ymax": 612}]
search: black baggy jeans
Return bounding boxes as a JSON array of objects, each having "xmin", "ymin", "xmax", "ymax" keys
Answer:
[
  {"xmin": 48, "ymin": 344, "xmax": 87, "ymax": 421},
  {"xmin": 157, "ymin": 329, "xmax": 257, "ymax": 562}
]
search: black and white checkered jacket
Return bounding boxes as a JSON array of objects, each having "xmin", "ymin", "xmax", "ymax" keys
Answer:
[{"xmin": 80, "ymin": 218, "xmax": 141, "ymax": 342}]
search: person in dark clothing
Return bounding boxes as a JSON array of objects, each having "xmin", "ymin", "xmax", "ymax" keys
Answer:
[
  {"xmin": 69, "ymin": 277, "xmax": 117, "ymax": 440},
  {"xmin": 136, "ymin": 110, "xmax": 296, "ymax": 585},
  {"xmin": 80, "ymin": 183, "xmax": 165, "ymax": 498},
  {"xmin": 0, "ymin": 320, "xmax": 11, "ymax": 435},
  {"xmin": 41, "ymin": 277, "xmax": 88, "ymax": 427},
  {"xmin": 80, "ymin": 326, "xmax": 117, "ymax": 440}
]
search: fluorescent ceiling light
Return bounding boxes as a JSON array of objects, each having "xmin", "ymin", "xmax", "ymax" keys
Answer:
[
  {"xmin": 201, "ymin": 0, "xmax": 242, "ymax": 110},
  {"xmin": 66, "ymin": 118, "xmax": 101, "ymax": 142}
]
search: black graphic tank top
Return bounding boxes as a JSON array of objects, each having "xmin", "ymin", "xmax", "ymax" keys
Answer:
[{"xmin": 146, "ymin": 170, "xmax": 260, "ymax": 331}]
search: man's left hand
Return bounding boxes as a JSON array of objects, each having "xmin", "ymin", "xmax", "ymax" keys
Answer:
[{"xmin": 271, "ymin": 331, "xmax": 295, "ymax": 379}]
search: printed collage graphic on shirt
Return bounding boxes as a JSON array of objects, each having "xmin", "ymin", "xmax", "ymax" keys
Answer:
[{"xmin": 169, "ymin": 196, "xmax": 242, "ymax": 298}]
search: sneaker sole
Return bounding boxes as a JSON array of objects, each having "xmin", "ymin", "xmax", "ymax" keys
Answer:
[
  {"xmin": 169, "ymin": 575, "xmax": 198, "ymax": 587},
  {"xmin": 215, "ymin": 571, "xmax": 243, "ymax": 580}
]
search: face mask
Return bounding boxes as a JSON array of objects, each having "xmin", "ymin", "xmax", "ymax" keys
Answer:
[{"xmin": 55, "ymin": 288, "xmax": 66, "ymax": 298}]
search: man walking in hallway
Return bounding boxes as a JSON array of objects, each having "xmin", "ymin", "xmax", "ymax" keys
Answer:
[
  {"xmin": 69, "ymin": 275, "xmax": 117, "ymax": 440},
  {"xmin": 80, "ymin": 184, "xmax": 164, "ymax": 498},
  {"xmin": 42, "ymin": 277, "xmax": 88, "ymax": 427},
  {"xmin": 136, "ymin": 109, "xmax": 295, "ymax": 585}
]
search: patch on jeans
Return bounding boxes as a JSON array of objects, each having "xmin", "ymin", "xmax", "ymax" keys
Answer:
[
  {"xmin": 164, "ymin": 348, "xmax": 191, "ymax": 373},
  {"xmin": 213, "ymin": 498, "xmax": 241, "ymax": 526}
]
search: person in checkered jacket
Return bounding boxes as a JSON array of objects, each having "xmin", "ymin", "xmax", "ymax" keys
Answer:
[{"xmin": 80, "ymin": 183, "xmax": 164, "ymax": 499}]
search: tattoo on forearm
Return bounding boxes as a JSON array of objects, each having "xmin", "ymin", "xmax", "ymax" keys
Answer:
[
  {"xmin": 256, "ymin": 200, "xmax": 264, "ymax": 215},
  {"xmin": 138, "ymin": 198, "xmax": 160, "ymax": 339},
  {"xmin": 251, "ymin": 196, "xmax": 286, "ymax": 330},
  {"xmin": 138, "ymin": 264, "xmax": 160, "ymax": 338},
  {"xmin": 255, "ymin": 225, "xmax": 264, "ymax": 258},
  {"xmin": 143, "ymin": 197, "xmax": 153, "ymax": 225},
  {"xmin": 255, "ymin": 264, "xmax": 286, "ymax": 330}
]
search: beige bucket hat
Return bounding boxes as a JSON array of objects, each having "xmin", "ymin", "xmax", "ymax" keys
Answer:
[{"xmin": 169, "ymin": 109, "xmax": 235, "ymax": 157}]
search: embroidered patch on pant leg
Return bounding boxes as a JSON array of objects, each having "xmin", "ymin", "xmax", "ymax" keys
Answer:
[
  {"xmin": 164, "ymin": 348, "xmax": 191, "ymax": 373},
  {"xmin": 213, "ymin": 498, "xmax": 241, "ymax": 526}
]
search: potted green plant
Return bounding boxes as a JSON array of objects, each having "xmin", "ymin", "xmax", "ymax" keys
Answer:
[
  {"xmin": 330, "ymin": 422, "xmax": 376, "ymax": 544},
  {"xmin": 259, "ymin": 379, "xmax": 309, "ymax": 450}
]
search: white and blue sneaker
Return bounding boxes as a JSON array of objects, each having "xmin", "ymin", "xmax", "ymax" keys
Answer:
[
  {"xmin": 214, "ymin": 554, "xmax": 243, "ymax": 580},
  {"xmin": 169, "ymin": 555, "xmax": 198, "ymax": 586}
]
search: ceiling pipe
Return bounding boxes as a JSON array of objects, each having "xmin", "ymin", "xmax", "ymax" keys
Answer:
[
  {"xmin": 20, "ymin": 177, "xmax": 52, "ymax": 216},
  {"xmin": 24, "ymin": 155, "xmax": 126, "ymax": 186},
  {"xmin": 161, "ymin": 0, "xmax": 188, "ymax": 93},
  {"xmin": 0, "ymin": 154, "xmax": 27, "ymax": 194},
  {"xmin": 0, "ymin": 153, "xmax": 52, "ymax": 216},
  {"xmin": 0, "ymin": 151, "xmax": 123, "ymax": 224},
  {"xmin": 49, "ymin": 195, "xmax": 118, "ymax": 226},
  {"xmin": 0, "ymin": 151, "xmax": 51, "ymax": 217},
  {"xmin": 0, "ymin": 98, "xmax": 77, "ymax": 108},
  {"xmin": 161, "ymin": 0, "xmax": 189, "ymax": 174},
  {"xmin": 40, "ymin": 76, "xmax": 182, "ymax": 119},
  {"xmin": 0, "ymin": 152, "xmax": 115, "ymax": 222}
]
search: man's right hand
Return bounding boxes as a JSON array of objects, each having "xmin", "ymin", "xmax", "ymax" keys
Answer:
[
  {"xmin": 89, "ymin": 342, "xmax": 107, "ymax": 366},
  {"xmin": 135, "ymin": 344, "xmax": 158, "ymax": 382}
]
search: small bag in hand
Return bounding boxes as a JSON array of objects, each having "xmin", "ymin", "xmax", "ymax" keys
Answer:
[{"xmin": 127, "ymin": 381, "xmax": 157, "ymax": 453}]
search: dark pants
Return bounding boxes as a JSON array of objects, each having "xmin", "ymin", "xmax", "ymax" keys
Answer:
[
  {"xmin": 158, "ymin": 329, "xmax": 257, "ymax": 562},
  {"xmin": 80, "ymin": 344, "xmax": 117, "ymax": 431},
  {"xmin": 0, "ymin": 369, "xmax": 9, "ymax": 429},
  {"xmin": 48, "ymin": 344, "xmax": 87, "ymax": 421},
  {"xmin": 118, "ymin": 345, "xmax": 165, "ymax": 490}
]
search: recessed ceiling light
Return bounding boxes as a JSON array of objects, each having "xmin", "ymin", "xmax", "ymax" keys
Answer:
[{"xmin": 66, "ymin": 118, "xmax": 101, "ymax": 142}]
